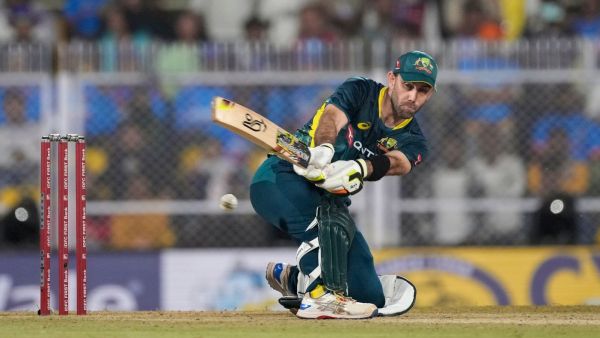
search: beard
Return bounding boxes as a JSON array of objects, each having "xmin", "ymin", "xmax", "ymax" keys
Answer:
[{"xmin": 391, "ymin": 97, "xmax": 418, "ymax": 119}]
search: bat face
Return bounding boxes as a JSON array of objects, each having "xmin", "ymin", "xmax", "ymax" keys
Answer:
[{"xmin": 211, "ymin": 96, "xmax": 311, "ymax": 168}]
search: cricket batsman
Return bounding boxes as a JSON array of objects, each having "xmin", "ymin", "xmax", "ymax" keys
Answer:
[{"xmin": 250, "ymin": 51, "xmax": 437, "ymax": 319}]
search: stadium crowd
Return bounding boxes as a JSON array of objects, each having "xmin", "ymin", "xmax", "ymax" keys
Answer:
[
  {"xmin": 0, "ymin": 0, "xmax": 597, "ymax": 45},
  {"xmin": 2, "ymin": 0, "xmax": 600, "ymax": 249}
]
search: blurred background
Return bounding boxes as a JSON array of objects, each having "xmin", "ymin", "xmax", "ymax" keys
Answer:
[{"xmin": 1, "ymin": 0, "xmax": 600, "ymax": 311}]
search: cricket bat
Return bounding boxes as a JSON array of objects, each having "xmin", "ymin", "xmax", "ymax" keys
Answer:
[{"xmin": 211, "ymin": 96, "xmax": 311, "ymax": 168}]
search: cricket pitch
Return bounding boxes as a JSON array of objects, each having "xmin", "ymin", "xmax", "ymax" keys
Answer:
[{"xmin": 1, "ymin": 306, "xmax": 598, "ymax": 338}]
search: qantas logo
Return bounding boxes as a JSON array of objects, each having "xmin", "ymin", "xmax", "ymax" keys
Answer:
[{"xmin": 353, "ymin": 141, "xmax": 375, "ymax": 158}]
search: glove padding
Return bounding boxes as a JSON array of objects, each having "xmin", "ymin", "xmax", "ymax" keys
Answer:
[
  {"xmin": 293, "ymin": 143, "xmax": 334, "ymax": 183},
  {"xmin": 308, "ymin": 143, "xmax": 334, "ymax": 168},
  {"xmin": 316, "ymin": 159, "xmax": 368, "ymax": 196},
  {"xmin": 293, "ymin": 164, "xmax": 327, "ymax": 183}
]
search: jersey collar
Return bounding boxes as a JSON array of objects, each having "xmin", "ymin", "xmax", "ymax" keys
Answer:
[{"xmin": 378, "ymin": 86, "xmax": 413, "ymax": 130}]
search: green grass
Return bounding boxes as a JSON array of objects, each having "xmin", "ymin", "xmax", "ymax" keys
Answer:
[{"xmin": 1, "ymin": 306, "xmax": 598, "ymax": 338}]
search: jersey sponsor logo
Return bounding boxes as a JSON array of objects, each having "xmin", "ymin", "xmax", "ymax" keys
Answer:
[
  {"xmin": 353, "ymin": 140, "xmax": 376, "ymax": 158},
  {"xmin": 377, "ymin": 137, "xmax": 398, "ymax": 153},
  {"xmin": 242, "ymin": 113, "xmax": 267, "ymax": 132},
  {"xmin": 414, "ymin": 57, "xmax": 434, "ymax": 74},
  {"xmin": 357, "ymin": 122, "xmax": 371, "ymax": 130}
]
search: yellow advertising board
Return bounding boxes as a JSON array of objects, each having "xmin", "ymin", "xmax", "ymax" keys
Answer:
[{"xmin": 373, "ymin": 246, "xmax": 600, "ymax": 306}]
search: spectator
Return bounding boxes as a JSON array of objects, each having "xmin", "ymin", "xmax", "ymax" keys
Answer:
[
  {"xmin": 455, "ymin": 47, "xmax": 521, "ymax": 154},
  {"xmin": 122, "ymin": 86, "xmax": 168, "ymax": 129},
  {"xmin": 392, "ymin": 0, "xmax": 427, "ymax": 38},
  {"xmin": 99, "ymin": 5, "xmax": 151, "ymax": 72},
  {"xmin": 529, "ymin": 84, "xmax": 592, "ymax": 197},
  {"xmin": 179, "ymin": 139, "xmax": 235, "ymax": 200},
  {"xmin": 109, "ymin": 175, "xmax": 176, "ymax": 249},
  {"xmin": 431, "ymin": 131, "xmax": 473, "ymax": 245},
  {"xmin": 100, "ymin": 121, "xmax": 156, "ymax": 199},
  {"xmin": 188, "ymin": 0, "xmax": 252, "ymax": 41},
  {"xmin": 63, "ymin": 0, "xmax": 109, "ymax": 40},
  {"xmin": 155, "ymin": 10, "xmax": 208, "ymax": 97},
  {"xmin": 3, "ymin": 0, "xmax": 56, "ymax": 43},
  {"xmin": 361, "ymin": 0, "xmax": 398, "ymax": 41},
  {"xmin": 524, "ymin": 0, "xmax": 575, "ymax": 38},
  {"xmin": 84, "ymin": 85, "xmax": 122, "ymax": 137},
  {"xmin": 529, "ymin": 127, "xmax": 589, "ymax": 197},
  {"xmin": 9, "ymin": 13, "xmax": 37, "ymax": 43},
  {"xmin": 0, "ymin": 89, "xmax": 39, "ymax": 181},
  {"xmin": 257, "ymin": 0, "xmax": 309, "ymax": 45},
  {"xmin": 443, "ymin": 0, "xmax": 523, "ymax": 40},
  {"xmin": 297, "ymin": 2, "xmax": 338, "ymax": 44},
  {"xmin": 468, "ymin": 123, "xmax": 526, "ymax": 240},
  {"xmin": 244, "ymin": 16, "xmax": 270, "ymax": 41},
  {"xmin": 0, "ymin": 1, "xmax": 54, "ymax": 71},
  {"xmin": 236, "ymin": 16, "xmax": 270, "ymax": 70},
  {"xmin": 571, "ymin": 0, "xmax": 600, "ymax": 38},
  {"xmin": 325, "ymin": 0, "xmax": 363, "ymax": 38},
  {"xmin": 121, "ymin": 0, "xmax": 168, "ymax": 39},
  {"xmin": 295, "ymin": 2, "xmax": 339, "ymax": 70},
  {"xmin": 456, "ymin": 0, "xmax": 504, "ymax": 40}
]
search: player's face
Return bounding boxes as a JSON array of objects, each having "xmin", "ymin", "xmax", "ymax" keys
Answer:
[{"xmin": 388, "ymin": 73, "xmax": 434, "ymax": 119}]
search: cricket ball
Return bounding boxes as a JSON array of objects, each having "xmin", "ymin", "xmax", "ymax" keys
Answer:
[{"xmin": 219, "ymin": 193, "xmax": 238, "ymax": 210}]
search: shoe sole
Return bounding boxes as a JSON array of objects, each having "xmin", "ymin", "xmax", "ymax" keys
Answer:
[
  {"xmin": 265, "ymin": 262, "xmax": 295, "ymax": 297},
  {"xmin": 296, "ymin": 308, "xmax": 378, "ymax": 320}
]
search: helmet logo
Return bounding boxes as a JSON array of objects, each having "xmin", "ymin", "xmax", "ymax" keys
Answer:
[{"xmin": 414, "ymin": 57, "xmax": 434, "ymax": 74}]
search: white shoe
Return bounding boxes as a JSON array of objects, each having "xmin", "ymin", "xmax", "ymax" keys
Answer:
[{"xmin": 296, "ymin": 285, "xmax": 378, "ymax": 319}]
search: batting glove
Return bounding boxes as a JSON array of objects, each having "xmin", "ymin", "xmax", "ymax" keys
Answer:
[
  {"xmin": 307, "ymin": 143, "xmax": 334, "ymax": 169},
  {"xmin": 292, "ymin": 143, "xmax": 334, "ymax": 183},
  {"xmin": 293, "ymin": 164, "xmax": 327, "ymax": 183},
  {"xmin": 316, "ymin": 159, "xmax": 368, "ymax": 196}
]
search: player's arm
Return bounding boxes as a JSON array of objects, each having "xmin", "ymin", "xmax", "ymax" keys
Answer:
[
  {"xmin": 365, "ymin": 150, "xmax": 412, "ymax": 177},
  {"xmin": 294, "ymin": 104, "xmax": 349, "ymax": 182},
  {"xmin": 318, "ymin": 145, "xmax": 423, "ymax": 196},
  {"xmin": 313, "ymin": 104, "xmax": 349, "ymax": 146}
]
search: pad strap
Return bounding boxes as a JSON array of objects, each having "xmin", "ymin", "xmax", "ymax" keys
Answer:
[{"xmin": 296, "ymin": 237, "xmax": 320, "ymax": 296}]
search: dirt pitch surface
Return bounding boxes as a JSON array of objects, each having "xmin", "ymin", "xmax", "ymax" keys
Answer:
[{"xmin": 1, "ymin": 306, "xmax": 599, "ymax": 338}]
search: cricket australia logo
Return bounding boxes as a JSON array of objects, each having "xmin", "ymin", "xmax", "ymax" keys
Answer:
[
  {"xmin": 243, "ymin": 113, "xmax": 267, "ymax": 132},
  {"xmin": 377, "ymin": 137, "xmax": 398, "ymax": 153},
  {"xmin": 414, "ymin": 57, "xmax": 434, "ymax": 74}
]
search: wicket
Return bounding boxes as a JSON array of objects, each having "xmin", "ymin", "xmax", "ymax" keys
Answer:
[{"xmin": 39, "ymin": 134, "xmax": 87, "ymax": 316}]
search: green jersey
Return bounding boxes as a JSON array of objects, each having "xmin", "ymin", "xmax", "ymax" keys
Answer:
[{"xmin": 295, "ymin": 77, "xmax": 428, "ymax": 167}]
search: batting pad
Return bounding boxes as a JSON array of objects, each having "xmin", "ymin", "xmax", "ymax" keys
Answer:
[
  {"xmin": 377, "ymin": 275, "xmax": 417, "ymax": 316},
  {"xmin": 318, "ymin": 197, "xmax": 357, "ymax": 293}
]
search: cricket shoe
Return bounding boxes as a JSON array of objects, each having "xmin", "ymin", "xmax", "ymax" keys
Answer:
[
  {"xmin": 265, "ymin": 262, "xmax": 296, "ymax": 297},
  {"xmin": 296, "ymin": 285, "xmax": 378, "ymax": 319}
]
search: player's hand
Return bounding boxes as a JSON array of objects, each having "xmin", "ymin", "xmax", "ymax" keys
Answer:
[
  {"xmin": 307, "ymin": 143, "xmax": 334, "ymax": 169},
  {"xmin": 293, "ymin": 164, "xmax": 326, "ymax": 183},
  {"xmin": 293, "ymin": 143, "xmax": 334, "ymax": 183},
  {"xmin": 316, "ymin": 159, "xmax": 368, "ymax": 196}
]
